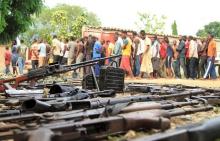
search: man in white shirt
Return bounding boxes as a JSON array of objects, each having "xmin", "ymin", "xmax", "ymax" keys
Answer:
[
  {"xmin": 61, "ymin": 39, "xmax": 69, "ymax": 65},
  {"xmin": 151, "ymin": 35, "xmax": 160, "ymax": 78},
  {"xmin": 38, "ymin": 39, "xmax": 47, "ymax": 67},
  {"xmin": 188, "ymin": 36, "xmax": 198, "ymax": 79},
  {"xmin": 60, "ymin": 39, "xmax": 65, "ymax": 64},
  {"xmin": 139, "ymin": 30, "xmax": 153, "ymax": 78},
  {"xmin": 52, "ymin": 35, "xmax": 61, "ymax": 63},
  {"xmin": 132, "ymin": 31, "xmax": 141, "ymax": 76},
  {"xmin": 68, "ymin": 36, "xmax": 77, "ymax": 65},
  {"xmin": 112, "ymin": 32, "xmax": 123, "ymax": 66}
]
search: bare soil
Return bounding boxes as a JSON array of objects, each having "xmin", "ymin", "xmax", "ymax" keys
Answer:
[{"xmin": 125, "ymin": 78, "xmax": 220, "ymax": 88}]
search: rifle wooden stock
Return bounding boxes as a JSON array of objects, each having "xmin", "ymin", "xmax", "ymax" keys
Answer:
[
  {"xmin": 120, "ymin": 101, "xmax": 199, "ymax": 113},
  {"xmin": 13, "ymin": 111, "xmax": 171, "ymax": 141}
]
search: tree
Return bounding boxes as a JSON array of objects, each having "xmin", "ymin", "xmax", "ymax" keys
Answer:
[
  {"xmin": 196, "ymin": 21, "xmax": 220, "ymax": 38},
  {"xmin": 71, "ymin": 14, "xmax": 89, "ymax": 38},
  {"xmin": 171, "ymin": 20, "xmax": 178, "ymax": 35},
  {"xmin": 51, "ymin": 10, "xmax": 68, "ymax": 37},
  {"xmin": 21, "ymin": 4, "xmax": 101, "ymax": 43},
  {"xmin": 196, "ymin": 29, "xmax": 207, "ymax": 38},
  {"xmin": 135, "ymin": 12, "xmax": 167, "ymax": 34},
  {"xmin": 0, "ymin": 0, "xmax": 43, "ymax": 43}
]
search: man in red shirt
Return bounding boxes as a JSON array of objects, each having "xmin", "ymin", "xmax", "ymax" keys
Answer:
[
  {"xmin": 4, "ymin": 46, "xmax": 12, "ymax": 74},
  {"xmin": 159, "ymin": 37, "xmax": 167, "ymax": 78},
  {"xmin": 30, "ymin": 39, "xmax": 39, "ymax": 69},
  {"xmin": 185, "ymin": 36, "xmax": 190, "ymax": 78}
]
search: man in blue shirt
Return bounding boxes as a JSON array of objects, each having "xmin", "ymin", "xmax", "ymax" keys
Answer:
[
  {"xmin": 17, "ymin": 39, "xmax": 27, "ymax": 75},
  {"xmin": 92, "ymin": 37, "xmax": 102, "ymax": 75},
  {"xmin": 93, "ymin": 39, "xmax": 102, "ymax": 58},
  {"xmin": 177, "ymin": 36, "xmax": 188, "ymax": 78},
  {"xmin": 165, "ymin": 37, "xmax": 173, "ymax": 78}
]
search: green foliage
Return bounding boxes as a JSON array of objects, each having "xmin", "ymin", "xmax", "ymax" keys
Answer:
[
  {"xmin": 51, "ymin": 10, "xmax": 68, "ymax": 38},
  {"xmin": 135, "ymin": 12, "xmax": 167, "ymax": 34},
  {"xmin": 21, "ymin": 4, "xmax": 101, "ymax": 43},
  {"xmin": 196, "ymin": 21, "xmax": 220, "ymax": 38},
  {"xmin": 0, "ymin": 0, "xmax": 43, "ymax": 43},
  {"xmin": 71, "ymin": 14, "xmax": 88, "ymax": 38},
  {"xmin": 171, "ymin": 20, "xmax": 178, "ymax": 35},
  {"xmin": 196, "ymin": 29, "xmax": 208, "ymax": 38}
]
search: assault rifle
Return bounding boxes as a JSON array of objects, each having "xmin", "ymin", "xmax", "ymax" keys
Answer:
[
  {"xmin": 0, "ymin": 89, "xmax": 116, "ymax": 109},
  {"xmin": 21, "ymin": 90, "xmax": 115, "ymax": 113},
  {"xmin": 21, "ymin": 89, "xmax": 206, "ymax": 112},
  {"xmin": 125, "ymin": 83, "xmax": 220, "ymax": 95},
  {"xmin": 192, "ymin": 95, "xmax": 220, "ymax": 105},
  {"xmin": 132, "ymin": 115, "xmax": 220, "ymax": 141},
  {"xmin": 0, "ymin": 100, "xmax": 199, "ymax": 122},
  {"xmin": 11, "ymin": 106, "xmax": 212, "ymax": 141},
  {"xmin": 0, "ymin": 55, "xmax": 121, "ymax": 92},
  {"xmin": 125, "ymin": 83, "xmax": 205, "ymax": 94},
  {"xmin": 125, "ymin": 83, "xmax": 185, "ymax": 94}
]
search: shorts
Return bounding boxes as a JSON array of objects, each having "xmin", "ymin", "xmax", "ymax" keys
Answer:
[
  {"xmin": 151, "ymin": 57, "xmax": 160, "ymax": 71},
  {"xmin": 165, "ymin": 56, "xmax": 172, "ymax": 68}
]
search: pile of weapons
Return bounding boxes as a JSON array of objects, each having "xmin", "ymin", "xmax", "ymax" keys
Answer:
[{"xmin": 1, "ymin": 82, "xmax": 220, "ymax": 141}]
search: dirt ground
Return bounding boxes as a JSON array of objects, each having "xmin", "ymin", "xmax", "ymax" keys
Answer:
[{"xmin": 125, "ymin": 78, "xmax": 220, "ymax": 88}]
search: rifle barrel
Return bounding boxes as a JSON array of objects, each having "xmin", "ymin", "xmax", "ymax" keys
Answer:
[
  {"xmin": 70, "ymin": 89, "xmax": 206, "ymax": 110},
  {"xmin": 62, "ymin": 55, "xmax": 121, "ymax": 68},
  {"xmin": 161, "ymin": 101, "xmax": 199, "ymax": 110},
  {"xmin": 168, "ymin": 106, "xmax": 213, "ymax": 117}
]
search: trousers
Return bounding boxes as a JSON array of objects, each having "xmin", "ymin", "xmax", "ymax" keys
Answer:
[{"xmin": 203, "ymin": 57, "xmax": 217, "ymax": 79}]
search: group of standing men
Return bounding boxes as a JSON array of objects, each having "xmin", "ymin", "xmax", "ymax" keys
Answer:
[
  {"xmin": 111, "ymin": 30, "xmax": 217, "ymax": 80},
  {"xmin": 4, "ymin": 39, "xmax": 28, "ymax": 75},
  {"xmin": 4, "ymin": 31, "xmax": 217, "ymax": 80},
  {"xmin": 4, "ymin": 38, "xmax": 49, "ymax": 75}
]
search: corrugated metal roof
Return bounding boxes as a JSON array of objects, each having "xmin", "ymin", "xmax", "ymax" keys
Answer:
[
  {"xmin": 83, "ymin": 26, "xmax": 220, "ymax": 41},
  {"xmin": 84, "ymin": 26, "xmax": 134, "ymax": 32},
  {"xmin": 83, "ymin": 26, "xmax": 179, "ymax": 38}
]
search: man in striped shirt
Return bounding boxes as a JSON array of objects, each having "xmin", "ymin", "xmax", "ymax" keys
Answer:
[{"xmin": 188, "ymin": 36, "xmax": 198, "ymax": 79}]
